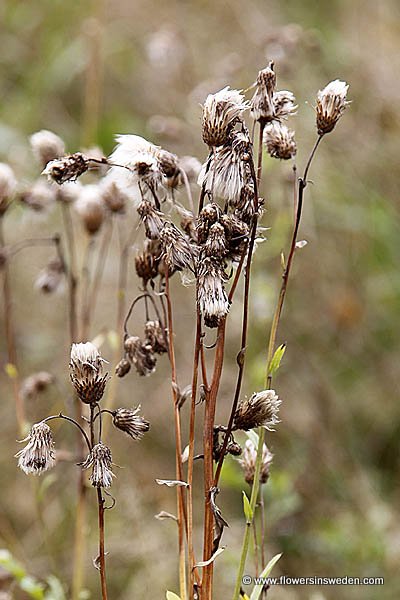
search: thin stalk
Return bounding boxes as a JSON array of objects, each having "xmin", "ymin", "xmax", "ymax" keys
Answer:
[
  {"xmin": 165, "ymin": 269, "xmax": 187, "ymax": 600},
  {"xmin": 60, "ymin": 202, "xmax": 78, "ymax": 343}
]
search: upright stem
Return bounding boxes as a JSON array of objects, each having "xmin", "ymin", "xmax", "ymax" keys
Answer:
[
  {"xmin": 60, "ymin": 202, "xmax": 78, "ymax": 343},
  {"xmin": 96, "ymin": 487, "xmax": 108, "ymax": 600}
]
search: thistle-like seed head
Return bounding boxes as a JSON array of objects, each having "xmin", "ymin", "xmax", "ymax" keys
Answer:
[
  {"xmin": 316, "ymin": 79, "xmax": 349, "ymax": 135},
  {"xmin": 21, "ymin": 372, "xmax": 54, "ymax": 401},
  {"xmin": 135, "ymin": 240, "xmax": 162, "ymax": 285},
  {"xmin": 101, "ymin": 180, "xmax": 128, "ymax": 214},
  {"xmin": 250, "ymin": 62, "xmax": 276, "ymax": 122},
  {"xmin": 197, "ymin": 255, "xmax": 230, "ymax": 328},
  {"xmin": 263, "ymin": 122, "xmax": 297, "ymax": 160},
  {"xmin": 115, "ymin": 358, "xmax": 131, "ymax": 378},
  {"xmin": 137, "ymin": 200, "xmax": 165, "ymax": 240},
  {"xmin": 112, "ymin": 407, "xmax": 150, "ymax": 440},
  {"xmin": 75, "ymin": 185, "xmax": 105, "ymax": 235},
  {"xmin": 16, "ymin": 422, "xmax": 55, "ymax": 475},
  {"xmin": 35, "ymin": 258, "xmax": 64, "ymax": 294},
  {"xmin": 42, "ymin": 153, "xmax": 89, "ymax": 184},
  {"xmin": 202, "ymin": 87, "xmax": 249, "ymax": 146},
  {"xmin": 160, "ymin": 222, "xmax": 196, "ymax": 273},
  {"xmin": 30, "ymin": 130, "xmax": 65, "ymax": 168},
  {"xmin": 80, "ymin": 442, "xmax": 114, "ymax": 488},
  {"xmin": 239, "ymin": 439, "xmax": 274, "ymax": 485},
  {"xmin": 234, "ymin": 389, "xmax": 281, "ymax": 431},
  {"xmin": 273, "ymin": 90, "xmax": 298, "ymax": 121},
  {"xmin": 144, "ymin": 320, "xmax": 168, "ymax": 354},
  {"xmin": 69, "ymin": 342, "xmax": 108, "ymax": 404}
]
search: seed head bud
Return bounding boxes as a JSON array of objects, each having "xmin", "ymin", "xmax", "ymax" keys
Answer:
[
  {"xmin": 263, "ymin": 122, "xmax": 297, "ymax": 160},
  {"xmin": 75, "ymin": 185, "xmax": 105, "ymax": 235},
  {"xmin": 112, "ymin": 407, "xmax": 150, "ymax": 440},
  {"xmin": 250, "ymin": 62, "xmax": 276, "ymax": 122},
  {"xmin": 42, "ymin": 152, "xmax": 89, "ymax": 184},
  {"xmin": 80, "ymin": 442, "xmax": 114, "ymax": 488},
  {"xmin": 239, "ymin": 439, "xmax": 273, "ymax": 485},
  {"xmin": 197, "ymin": 256, "xmax": 230, "ymax": 328},
  {"xmin": 234, "ymin": 389, "xmax": 281, "ymax": 431},
  {"xmin": 69, "ymin": 342, "xmax": 108, "ymax": 405},
  {"xmin": 35, "ymin": 258, "xmax": 64, "ymax": 294},
  {"xmin": 160, "ymin": 222, "xmax": 196, "ymax": 273},
  {"xmin": 30, "ymin": 130, "xmax": 65, "ymax": 168},
  {"xmin": 16, "ymin": 422, "xmax": 55, "ymax": 475},
  {"xmin": 124, "ymin": 336, "xmax": 157, "ymax": 376},
  {"xmin": 137, "ymin": 200, "xmax": 165, "ymax": 240},
  {"xmin": 202, "ymin": 87, "xmax": 249, "ymax": 147},
  {"xmin": 0, "ymin": 163, "xmax": 17, "ymax": 215},
  {"xmin": 144, "ymin": 320, "xmax": 168, "ymax": 354},
  {"xmin": 197, "ymin": 203, "xmax": 222, "ymax": 244},
  {"xmin": 115, "ymin": 358, "xmax": 131, "ymax": 378},
  {"xmin": 316, "ymin": 79, "xmax": 349, "ymax": 134}
]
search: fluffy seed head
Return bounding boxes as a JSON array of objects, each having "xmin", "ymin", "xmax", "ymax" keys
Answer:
[
  {"xmin": 316, "ymin": 80, "xmax": 349, "ymax": 134},
  {"xmin": 100, "ymin": 180, "xmax": 128, "ymax": 214},
  {"xmin": 69, "ymin": 342, "xmax": 108, "ymax": 404},
  {"xmin": 42, "ymin": 153, "xmax": 89, "ymax": 184},
  {"xmin": 273, "ymin": 90, "xmax": 298, "ymax": 121},
  {"xmin": 135, "ymin": 239, "xmax": 162, "ymax": 285},
  {"xmin": 202, "ymin": 87, "xmax": 249, "ymax": 146},
  {"xmin": 80, "ymin": 442, "xmax": 114, "ymax": 488},
  {"xmin": 21, "ymin": 372, "xmax": 54, "ymax": 401},
  {"xmin": 239, "ymin": 439, "xmax": 274, "ymax": 485},
  {"xmin": 19, "ymin": 180, "xmax": 56, "ymax": 212},
  {"xmin": 263, "ymin": 122, "xmax": 297, "ymax": 160},
  {"xmin": 234, "ymin": 389, "xmax": 281, "ymax": 431},
  {"xmin": 30, "ymin": 130, "xmax": 65, "ymax": 168},
  {"xmin": 112, "ymin": 407, "xmax": 150, "ymax": 440},
  {"xmin": 16, "ymin": 422, "xmax": 55, "ymax": 475},
  {"xmin": 75, "ymin": 185, "xmax": 105, "ymax": 234}
]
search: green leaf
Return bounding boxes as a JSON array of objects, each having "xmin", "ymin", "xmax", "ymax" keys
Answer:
[
  {"xmin": 20, "ymin": 575, "xmax": 45, "ymax": 599},
  {"xmin": 268, "ymin": 344, "xmax": 286, "ymax": 377},
  {"xmin": 242, "ymin": 491, "xmax": 253, "ymax": 524},
  {"xmin": 249, "ymin": 553, "xmax": 283, "ymax": 600},
  {"xmin": 166, "ymin": 592, "xmax": 181, "ymax": 600}
]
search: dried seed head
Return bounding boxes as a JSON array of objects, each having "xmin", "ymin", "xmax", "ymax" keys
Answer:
[
  {"xmin": 124, "ymin": 336, "xmax": 157, "ymax": 376},
  {"xmin": 263, "ymin": 122, "xmax": 297, "ymax": 160},
  {"xmin": 204, "ymin": 222, "xmax": 227, "ymax": 258},
  {"xmin": 239, "ymin": 439, "xmax": 273, "ymax": 485},
  {"xmin": 234, "ymin": 389, "xmax": 281, "ymax": 431},
  {"xmin": 35, "ymin": 258, "xmax": 64, "ymax": 294},
  {"xmin": 42, "ymin": 153, "xmax": 89, "ymax": 184},
  {"xmin": 80, "ymin": 442, "xmax": 114, "ymax": 488},
  {"xmin": 273, "ymin": 90, "xmax": 298, "ymax": 121},
  {"xmin": 101, "ymin": 180, "xmax": 128, "ymax": 214},
  {"xmin": 69, "ymin": 342, "xmax": 108, "ymax": 405},
  {"xmin": 112, "ymin": 407, "xmax": 150, "ymax": 440},
  {"xmin": 144, "ymin": 320, "xmax": 168, "ymax": 354},
  {"xmin": 0, "ymin": 163, "xmax": 17, "ymax": 215},
  {"xmin": 198, "ymin": 131, "xmax": 252, "ymax": 205},
  {"xmin": 196, "ymin": 203, "xmax": 222, "ymax": 244},
  {"xmin": 250, "ymin": 62, "xmax": 276, "ymax": 122},
  {"xmin": 16, "ymin": 422, "xmax": 55, "ymax": 475},
  {"xmin": 30, "ymin": 130, "xmax": 65, "ymax": 168},
  {"xmin": 21, "ymin": 372, "xmax": 54, "ymax": 401},
  {"xmin": 220, "ymin": 213, "xmax": 250, "ymax": 260},
  {"xmin": 197, "ymin": 256, "xmax": 230, "ymax": 327},
  {"xmin": 316, "ymin": 79, "xmax": 349, "ymax": 135},
  {"xmin": 175, "ymin": 205, "xmax": 197, "ymax": 241},
  {"xmin": 75, "ymin": 185, "xmax": 105, "ymax": 234},
  {"xmin": 202, "ymin": 87, "xmax": 249, "ymax": 146},
  {"xmin": 135, "ymin": 240, "xmax": 162, "ymax": 285},
  {"xmin": 115, "ymin": 358, "xmax": 131, "ymax": 378},
  {"xmin": 157, "ymin": 149, "xmax": 180, "ymax": 180},
  {"xmin": 160, "ymin": 222, "xmax": 196, "ymax": 272},
  {"xmin": 19, "ymin": 180, "xmax": 56, "ymax": 212},
  {"xmin": 137, "ymin": 200, "xmax": 165, "ymax": 240}
]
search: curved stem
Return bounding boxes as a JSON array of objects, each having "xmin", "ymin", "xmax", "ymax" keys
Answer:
[{"xmin": 44, "ymin": 414, "xmax": 91, "ymax": 452}]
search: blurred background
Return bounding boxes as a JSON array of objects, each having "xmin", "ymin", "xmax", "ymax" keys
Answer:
[{"xmin": 0, "ymin": 0, "xmax": 399, "ymax": 598}]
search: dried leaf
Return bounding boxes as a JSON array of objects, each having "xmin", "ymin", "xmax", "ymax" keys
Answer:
[
  {"xmin": 156, "ymin": 479, "xmax": 189, "ymax": 488},
  {"xmin": 155, "ymin": 511, "xmax": 178, "ymax": 521},
  {"xmin": 181, "ymin": 445, "xmax": 189, "ymax": 463},
  {"xmin": 210, "ymin": 487, "xmax": 229, "ymax": 554},
  {"xmin": 295, "ymin": 240, "xmax": 307, "ymax": 249},
  {"xmin": 194, "ymin": 547, "xmax": 225, "ymax": 568}
]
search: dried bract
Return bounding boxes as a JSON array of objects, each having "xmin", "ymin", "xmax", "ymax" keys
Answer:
[
  {"xmin": 263, "ymin": 122, "xmax": 297, "ymax": 160},
  {"xmin": 202, "ymin": 87, "xmax": 248, "ymax": 146},
  {"xmin": 316, "ymin": 79, "xmax": 349, "ymax": 135},
  {"xmin": 30, "ymin": 130, "xmax": 65, "ymax": 168},
  {"xmin": 69, "ymin": 342, "xmax": 108, "ymax": 404},
  {"xmin": 234, "ymin": 389, "xmax": 281, "ymax": 431},
  {"xmin": 80, "ymin": 442, "xmax": 114, "ymax": 488},
  {"xmin": 16, "ymin": 422, "xmax": 55, "ymax": 475},
  {"xmin": 42, "ymin": 153, "xmax": 89, "ymax": 184},
  {"xmin": 239, "ymin": 439, "xmax": 273, "ymax": 485},
  {"xmin": 112, "ymin": 407, "xmax": 150, "ymax": 440}
]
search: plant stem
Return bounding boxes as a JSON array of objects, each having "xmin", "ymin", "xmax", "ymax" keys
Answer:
[
  {"xmin": 96, "ymin": 487, "xmax": 108, "ymax": 600},
  {"xmin": 60, "ymin": 202, "xmax": 78, "ymax": 343}
]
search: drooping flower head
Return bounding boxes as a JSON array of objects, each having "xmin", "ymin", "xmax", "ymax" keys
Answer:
[
  {"xmin": 202, "ymin": 87, "xmax": 249, "ymax": 147},
  {"xmin": 16, "ymin": 422, "xmax": 55, "ymax": 475},
  {"xmin": 159, "ymin": 222, "xmax": 196, "ymax": 273},
  {"xmin": 69, "ymin": 342, "xmax": 108, "ymax": 404},
  {"xmin": 112, "ymin": 407, "xmax": 150, "ymax": 440},
  {"xmin": 42, "ymin": 153, "xmax": 90, "ymax": 184},
  {"xmin": 197, "ymin": 255, "xmax": 230, "ymax": 328},
  {"xmin": 234, "ymin": 389, "xmax": 281, "ymax": 431},
  {"xmin": 315, "ymin": 80, "xmax": 349, "ymax": 135},
  {"xmin": 80, "ymin": 442, "xmax": 114, "ymax": 488},
  {"xmin": 124, "ymin": 336, "xmax": 157, "ymax": 376}
]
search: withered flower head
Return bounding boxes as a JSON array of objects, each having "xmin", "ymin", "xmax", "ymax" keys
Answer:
[
  {"xmin": 144, "ymin": 320, "xmax": 168, "ymax": 354},
  {"xmin": 0, "ymin": 163, "xmax": 17, "ymax": 215},
  {"xmin": 221, "ymin": 213, "xmax": 250, "ymax": 261},
  {"xmin": 204, "ymin": 222, "xmax": 227, "ymax": 258},
  {"xmin": 80, "ymin": 442, "xmax": 114, "ymax": 488},
  {"xmin": 197, "ymin": 256, "xmax": 230, "ymax": 328},
  {"xmin": 137, "ymin": 200, "xmax": 165, "ymax": 240},
  {"xmin": 202, "ymin": 87, "xmax": 249, "ymax": 147},
  {"xmin": 197, "ymin": 203, "xmax": 222, "ymax": 244},
  {"xmin": 115, "ymin": 358, "xmax": 131, "ymax": 378},
  {"xmin": 16, "ymin": 422, "xmax": 55, "ymax": 475},
  {"xmin": 234, "ymin": 389, "xmax": 281, "ymax": 431},
  {"xmin": 124, "ymin": 336, "xmax": 157, "ymax": 376},
  {"xmin": 160, "ymin": 222, "xmax": 196, "ymax": 272},
  {"xmin": 35, "ymin": 258, "xmax": 64, "ymax": 294},
  {"xmin": 112, "ymin": 407, "xmax": 150, "ymax": 440},
  {"xmin": 157, "ymin": 149, "xmax": 180, "ymax": 182},
  {"xmin": 21, "ymin": 372, "xmax": 54, "ymax": 401},
  {"xmin": 100, "ymin": 180, "xmax": 128, "ymax": 214},
  {"xmin": 316, "ymin": 79, "xmax": 349, "ymax": 135},
  {"xmin": 250, "ymin": 62, "xmax": 276, "ymax": 122},
  {"xmin": 69, "ymin": 342, "xmax": 108, "ymax": 404},
  {"xmin": 75, "ymin": 185, "xmax": 105, "ymax": 235},
  {"xmin": 239, "ymin": 439, "xmax": 274, "ymax": 485},
  {"xmin": 263, "ymin": 122, "xmax": 297, "ymax": 160},
  {"xmin": 30, "ymin": 130, "xmax": 65, "ymax": 168},
  {"xmin": 135, "ymin": 239, "xmax": 162, "ymax": 285},
  {"xmin": 273, "ymin": 90, "xmax": 298, "ymax": 121},
  {"xmin": 42, "ymin": 153, "xmax": 89, "ymax": 184}
]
